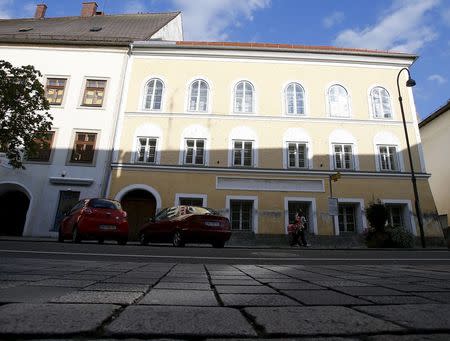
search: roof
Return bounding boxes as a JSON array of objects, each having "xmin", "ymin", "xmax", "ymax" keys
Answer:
[
  {"xmin": 419, "ymin": 100, "xmax": 450, "ymax": 128},
  {"xmin": 172, "ymin": 41, "xmax": 417, "ymax": 59},
  {"xmin": 0, "ymin": 12, "xmax": 180, "ymax": 46}
]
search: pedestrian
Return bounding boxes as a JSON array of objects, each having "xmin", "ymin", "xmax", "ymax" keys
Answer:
[{"xmin": 288, "ymin": 209, "xmax": 309, "ymax": 247}]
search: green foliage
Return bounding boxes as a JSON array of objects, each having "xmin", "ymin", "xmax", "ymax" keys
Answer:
[
  {"xmin": 364, "ymin": 200, "xmax": 415, "ymax": 248},
  {"xmin": 0, "ymin": 60, "xmax": 52, "ymax": 169},
  {"xmin": 365, "ymin": 200, "xmax": 387, "ymax": 231}
]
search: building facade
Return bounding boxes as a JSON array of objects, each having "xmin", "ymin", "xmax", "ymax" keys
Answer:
[
  {"xmin": 0, "ymin": 2, "xmax": 182, "ymax": 237},
  {"xmin": 107, "ymin": 41, "xmax": 443, "ymax": 243},
  {"xmin": 419, "ymin": 101, "xmax": 450, "ymax": 229}
]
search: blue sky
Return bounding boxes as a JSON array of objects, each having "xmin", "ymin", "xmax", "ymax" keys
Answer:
[{"xmin": 1, "ymin": 0, "xmax": 449, "ymax": 119}]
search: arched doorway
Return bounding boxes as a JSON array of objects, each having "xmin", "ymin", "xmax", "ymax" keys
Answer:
[
  {"xmin": 121, "ymin": 190, "xmax": 156, "ymax": 240},
  {"xmin": 0, "ymin": 188, "xmax": 30, "ymax": 236}
]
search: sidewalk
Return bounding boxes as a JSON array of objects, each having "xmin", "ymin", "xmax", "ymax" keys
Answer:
[{"xmin": 0, "ymin": 257, "xmax": 449, "ymax": 339}]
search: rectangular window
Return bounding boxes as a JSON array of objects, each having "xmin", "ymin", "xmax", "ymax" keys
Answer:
[
  {"xmin": 179, "ymin": 197, "xmax": 204, "ymax": 206},
  {"xmin": 230, "ymin": 200, "xmax": 253, "ymax": 231},
  {"xmin": 287, "ymin": 142, "xmax": 307, "ymax": 168},
  {"xmin": 338, "ymin": 204, "xmax": 356, "ymax": 232},
  {"xmin": 378, "ymin": 145, "xmax": 398, "ymax": 171},
  {"xmin": 70, "ymin": 132, "xmax": 97, "ymax": 164},
  {"xmin": 233, "ymin": 140, "xmax": 253, "ymax": 167},
  {"xmin": 184, "ymin": 139, "xmax": 205, "ymax": 165},
  {"xmin": 386, "ymin": 204, "xmax": 404, "ymax": 228},
  {"xmin": 26, "ymin": 131, "xmax": 55, "ymax": 162},
  {"xmin": 82, "ymin": 79, "xmax": 106, "ymax": 107},
  {"xmin": 136, "ymin": 137, "xmax": 157, "ymax": 163},
  {"xmin": 287, "ymin": 201, "xmax": 310, "ymax": 230},
  {"xmin": 45, "ymin": 78, "xmax": 67, "ymax": 105},
  {"xmin": 333, "ymin": 144, "xmax": 354, "ymax": 170}
]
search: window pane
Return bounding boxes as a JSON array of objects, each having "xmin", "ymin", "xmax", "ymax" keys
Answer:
[
  {"xmin": 298, "ymin": 144, "xmax": 306, "ymax": 168},
  {"xmin": 235, "ymin": 82, "xmax": 244, "ymax": 112},
  {"xmin": 288, "ymin": 143, "xmax": 296, "ymax": 167},
  {"xmin": 243, "ymin": 141, "xmax": 252, "ymax": 166},
  {"xmin": 195, "ymin": 139, "xmax": 204, "ymax": 165}
]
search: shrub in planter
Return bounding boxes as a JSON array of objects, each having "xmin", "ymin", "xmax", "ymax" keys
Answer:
[{"xmin": 365, "ymin": 201, "xmax": 389, "ymax": 247}]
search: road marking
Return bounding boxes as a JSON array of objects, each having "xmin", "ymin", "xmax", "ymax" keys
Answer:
[{"xmin": 0, "ymin": 249, "xmax": 449, "ymax": 261}]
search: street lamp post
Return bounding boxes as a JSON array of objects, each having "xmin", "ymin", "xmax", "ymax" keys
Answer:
[{"xmin": 396, "ymin": 67, "xmax": 426, "ymax": 248}]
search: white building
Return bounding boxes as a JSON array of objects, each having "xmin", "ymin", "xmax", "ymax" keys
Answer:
[{"xmin": 0, "ymin": 2, "xmax": 182, "ymax": 237}]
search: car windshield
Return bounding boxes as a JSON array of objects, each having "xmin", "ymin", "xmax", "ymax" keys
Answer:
[{"xmin": 89, "ymin": 199, "xmax": 121, "ymax": 210}]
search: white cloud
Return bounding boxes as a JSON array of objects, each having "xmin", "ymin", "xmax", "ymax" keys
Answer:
[
  {"xmin": 172, "ymin": 0, "xmax": 271, "ymax": 41},
  {"xmin": 442, "ymin": 7, "xmax": 450, "ymax": 25},
  {"xmin": 322, "ymin": 11, "xmax": 344, "ymax": 28},
  {"xmin": 123, "ymin": 0, "xmax": 147, "ymax": 14},
  {"xmin": 0, "ymin": 0, "xmax": 13, "ymax": 19},
  {"xmin": 428, "ymin": 74, "xmax": 448, "ymax": 84},
  {"xmin": 334, "ymin": 0, "xmax": 439, "ymax": 53}
]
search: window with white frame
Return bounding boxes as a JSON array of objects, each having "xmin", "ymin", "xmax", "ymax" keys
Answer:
[
  {"xmin": 285, "ymin": 82, "xmax": 305, "ymax": 115},
  {"xmin": 371, "ymin": 86, "xmax": 392, "ymax": 119},
  {"xmin": 328, "ymin": 84, "xmax": 350, "ymax": 117},
  {"xmin": 230, "ymin": 200, "xmax": 253, "ymax": 230},
  {"xmin": 234, "ymin": 81, "xmax": 254, "ymax": 113},
  {"xmin": 333, "ymin": 144, "xmax": 354, "ymax": 170},
  {"xmin": 233, "ymin": 140, "xmax": 253, "ymax": 167},
  {"xmin": 136, "ymin": 137, "xmax": 157, "ymax": 163},
  {"xmin": 188, "ymin": 79, "xmax": 209, "ymax": 112},
  {"xmin": 338, "ymin": 204, "xmax": 356, "ymax": 232},
  {"xmin": 144, "ymin": 78, "xmax": 163, "ymax": 110},
  {"xmin": 184, "ymin": 139, "xmax": 205, "ymax": 165},
  {"xmin": 287, "ymin": 142, "xmax": 308, "ymax": 168},
  {"xmin": 386, "ymin": 204, "xmax": 404, "ymax": 228},
  {"xmin": 378, "ymin": 145, "xmax": 399, "ymax": 171}
]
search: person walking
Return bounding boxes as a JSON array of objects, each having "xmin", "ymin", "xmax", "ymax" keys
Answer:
[{"xmin": 288, "ymin": 209, "xmax": 309, "ymax": 247}]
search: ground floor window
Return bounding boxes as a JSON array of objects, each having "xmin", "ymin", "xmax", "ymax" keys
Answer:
[
  {"xmin": 386, "ymin": 204, "xmax": 404, "ymax": 228},
  {"xmin": 338, "ymin": 204, "xmax": 356, "ymax": 232},
  {"xmin": 179, "ymin": 197, "xmax": 204, "ymax": 207},
  {"xmin": 230, "ymin": 200, "xmax": 253, "ymax": 231},
  {"xmin": 287, "ymin": 201, "xmax": 310, "ymax": 230}
]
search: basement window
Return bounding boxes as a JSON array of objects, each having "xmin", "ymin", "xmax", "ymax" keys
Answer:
[
  {"xmin": 18, "ymin": 27, "xmax": 33, "ymax": 32},
  {"xmin": 89, "ymin": 26, "xmax": 102, "ymax": 32}
]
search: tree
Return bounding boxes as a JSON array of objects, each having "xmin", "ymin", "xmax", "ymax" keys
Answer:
[{"xmin": 0, "ymin": 60, "xmax": 52, "ymax": 169}]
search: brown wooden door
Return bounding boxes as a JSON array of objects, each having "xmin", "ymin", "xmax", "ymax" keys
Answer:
[{"xmin": 121, "ymin": 190, "xmax": 156, "ymax": 241}]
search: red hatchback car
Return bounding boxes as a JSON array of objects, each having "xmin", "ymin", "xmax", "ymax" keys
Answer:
[
  {"xmin": 139, "ymin": 206, "xmax": 231, "ymax": 248},
  {"xmin": 58, "ymin": 198, "xmax": 129, "ymax": 245}
]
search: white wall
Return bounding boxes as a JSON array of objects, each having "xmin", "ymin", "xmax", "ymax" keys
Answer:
[{"xmin": 0, "ymin": 45, "xmax": 128, "ymax": 237}]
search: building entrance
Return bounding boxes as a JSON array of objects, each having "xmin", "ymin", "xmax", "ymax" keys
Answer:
[
  {"xmin": 0, "ymin": 189, "xmax": 30, "ymax": 236},
  {"xmin": 121, "ymin": 189, "xmax": 156, "ymax": 240}
]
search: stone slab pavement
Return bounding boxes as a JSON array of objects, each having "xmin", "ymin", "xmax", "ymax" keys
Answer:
[{"xmin": 0, "ymin": 258, "xmax": 449, "ymax": 340}]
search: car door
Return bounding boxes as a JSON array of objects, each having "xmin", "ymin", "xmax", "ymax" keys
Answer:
[{"xmin": 62, "ymin": 200, "xmax": 84, "ymax": 234}]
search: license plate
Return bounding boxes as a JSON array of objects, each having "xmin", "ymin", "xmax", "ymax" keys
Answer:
[
  {"xmin": 99, "ymin": 225, "xmax": 116, "ymax": 230},
  {"xmin": 205, "ymin": 221, "xmax": 220, "ymax": 227}
]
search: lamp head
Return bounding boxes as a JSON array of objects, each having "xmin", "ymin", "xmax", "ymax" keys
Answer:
[{"xmin": 406, "ymin": 78, "xmax": 416, "ymax": 87}]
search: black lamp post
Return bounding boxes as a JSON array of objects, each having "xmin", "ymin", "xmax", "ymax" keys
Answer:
[{"xmin": 396, "ymin": 67, "xmax": 426, "ymax": 248}]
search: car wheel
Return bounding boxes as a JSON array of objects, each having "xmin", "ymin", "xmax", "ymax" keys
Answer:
[
  {"xmin": 98, "ymin": 238, "xmax": 104, "ymax": 244},
  {"xmin": 72, "ymin": 226, "xmax": 81, "ymax": 243},
  {"xmin": 172, "ymin": 230, "xmax": 185, "ymax": 247},
  {"xmin": 117, "ymin": 238, "xmax": 128, "ymax": 245},
  {"xmin": 212, "ymin": 241, "xmax": 225, "ymax": 248},
  {"xmin": 139, "ymin": 232, "xmax": 149, "ymax": 246}
]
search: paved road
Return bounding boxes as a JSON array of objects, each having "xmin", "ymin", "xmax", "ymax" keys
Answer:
[
  {"xmin": 0, "ymin": 240, "xmax": 449, "ymax": 340},
  {"xmin": 0, "ymin": 239, "xmax": 449, "ymax": 264}
]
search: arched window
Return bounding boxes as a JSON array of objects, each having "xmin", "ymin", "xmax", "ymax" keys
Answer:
[
  {"xmin": 234, "ymin": 81, "xmax": 254, "ymax": 113},
  {"xmin": 328, "ymin": 84, "xmax": 350, "ymax": 117},
  {"xmin": 144, "ymin": 78, "xmax": 163, "ymax": 110},
  {"xmin": 371, "ymin": 86, "xmax": 392, "ymax": 119},
  {"xmin": 188, "ymin": 79, "xmax": 209, "ymax": 112},
  {"xmin": 285, "ymin": 82, "xmax": 305, "ymax": 115}
]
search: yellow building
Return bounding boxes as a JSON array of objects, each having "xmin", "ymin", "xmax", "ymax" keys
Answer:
[
  {"xmin": 419, "ymin": 101, "xmax": 450, "ymax": 230},
  {"xmin": 107, "ymin": 41, "xmax": 443, "ymax": 244}
]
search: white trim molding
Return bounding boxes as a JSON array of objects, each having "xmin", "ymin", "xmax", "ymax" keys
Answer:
[
  {"xmin": 381, "ymin": 198, "xmax": 416, "ymax": 236},
  {"xmin": 114, "ymin": 183, "xmax": 162, "ymax": 210},
  {"xmin": 225, "ymin": 195, "xmax": 259, "ymax": 234},
  {"xmin": 332, "ymin": 197, "xmax": 367, "ymax": 236}
]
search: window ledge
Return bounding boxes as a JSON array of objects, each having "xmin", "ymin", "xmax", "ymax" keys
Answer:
[{"xmin": 49, "ymin": 177, "xmax": 94, "ymax": 186}]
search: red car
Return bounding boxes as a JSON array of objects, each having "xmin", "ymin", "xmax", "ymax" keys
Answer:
[
  {"xmin": 139, "ymin": 206, "xmax": 231, "ymax": 248},
  {"xmin": 58, "ymin": 198, "xmax": 129, "ymax": 245}
]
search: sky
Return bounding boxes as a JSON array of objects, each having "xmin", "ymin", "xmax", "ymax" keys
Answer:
[{"xmin": 1, "ymin": 0, "xmax": 449, "ymax": 119}]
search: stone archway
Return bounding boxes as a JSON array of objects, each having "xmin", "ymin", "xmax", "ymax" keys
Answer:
[
  {"xmin": 120, "ymin": 189, "xmax": 157, "ymax": 241},
  {"xmin": 0, "ymin": 184, "xmax": 31, "ymax": 236}
]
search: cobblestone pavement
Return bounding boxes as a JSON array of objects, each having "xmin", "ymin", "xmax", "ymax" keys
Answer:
[{"xmin": 0, "ymin": 257, "xmax": 449, "ymax": 340}]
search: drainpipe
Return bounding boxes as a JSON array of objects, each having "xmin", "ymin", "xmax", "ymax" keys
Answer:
[{"xmin": 102, "ymin": 43, "xmax": 134, "ymax": 198}]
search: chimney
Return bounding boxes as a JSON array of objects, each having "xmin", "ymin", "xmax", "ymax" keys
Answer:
[
  {"xmin": 34, "ymin": 4, "xmax": 47, "ymax": 19},
  {"xmin": 81, "ymin": 2, "xmax": 98, "ymax": 17}
]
